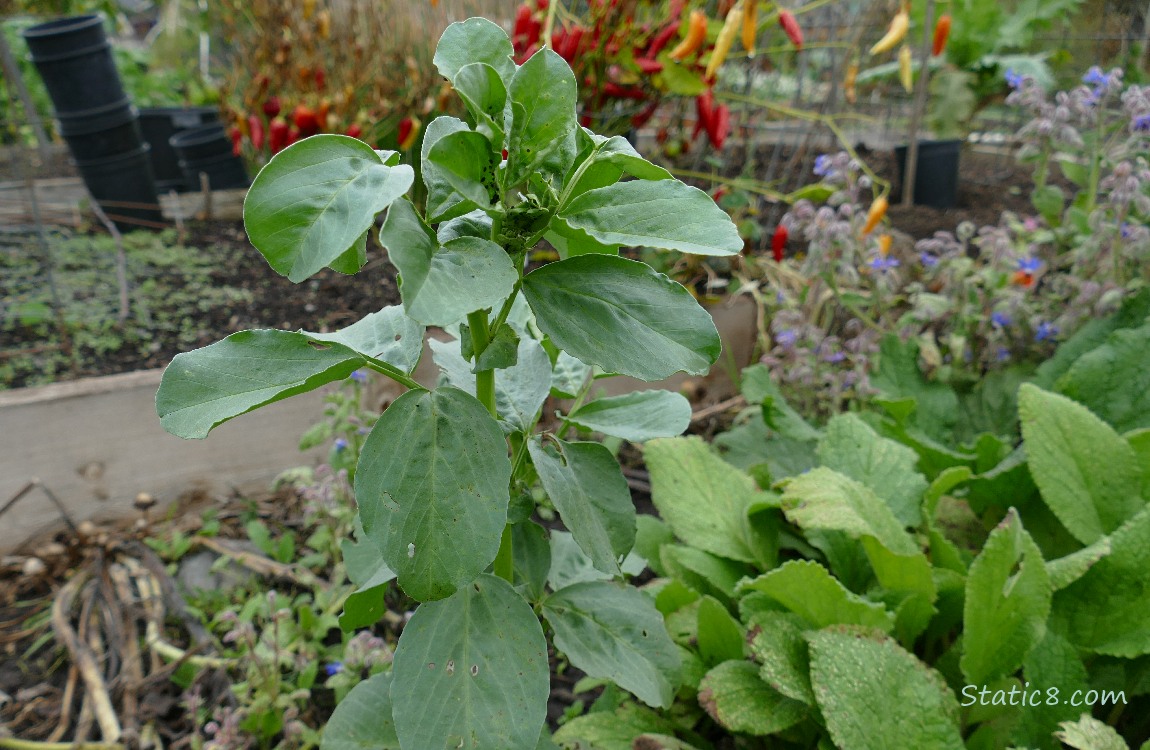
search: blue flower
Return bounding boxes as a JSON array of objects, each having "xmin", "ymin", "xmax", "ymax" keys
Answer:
[
  {"xmin": 334, "ymin": 438, "xmax": 349, "ymax": 451},
  {"xmin": 1133, "ymin": 115, "xmax": 1150, "ymax": 132},
  {"xmin": 324, "ymin": 662, "xmax": 343, "ymax": 676},
  {"xmin": 1005, "ymin": 69, "xmax": 1024, "ymax": 89},
  {"xmin": 1035, "ymin": 321, "xmax": 1060, "ymax": 342},
  {"xmin": 1121, "ymin": 222, "xmax": 1133, "ymax": 239},
  {"xmin": 823, "ymin": 351, "xmax": 847, "ymax": 363},
  {"xmin": 918, "ymin": 251, "xmax": 939, "ymax": 268},
  {"xmin": 991, "ymin": 312, "xmax": 1011, "ymax": 328},
  {"xmin": 813, "ymin": 154, "xmax": 833, "ymax": 177},
  {"xmin": 996, "ymin": 347, "xmax": 1011, "ymax": 362},
  {"xmin": 776, "ymin": 329, "xmax": 799, "ymax": 348},
  {"xmin": 868, "ymin": 255, "xmax": 901, "ymax": 273},
  {"xmin": 1082, "ymin": 67, "xmax": 1108, "ymax": 87},
  {"xmin": 1017, "ymin": 256, "xmax": 1041, "ymax": 273},
  {"xmin": 349, "ymin": 370, "xmax": 367, "ymax": 383}
]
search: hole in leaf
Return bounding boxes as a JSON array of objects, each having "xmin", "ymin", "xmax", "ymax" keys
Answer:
[
  {"xmin": 407, "ymin": 542, "xmax": 416, "ymax": 558},
  {"xmin": 394, "ymin": 334, "xmax": 402, "ymax": 342},
  {"xmin": 470, "ymin": 664, "xmax": 479, "ymax": 677},
  {"xmin": 446, "ymin": 660, "xmax": 455, "ymax": 675},
  {"xmin": 428, "ymin": 662, "xmax": 436, "ymax": 670}
]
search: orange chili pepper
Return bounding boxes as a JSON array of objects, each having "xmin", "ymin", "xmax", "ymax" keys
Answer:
[
  {"xmin": 670, "ymin": 9, "xmax": 707, "ymax": 60},
  {"xmin": 742, "ymin": 0, "xmax": 757, "ymax": 55},
  {"xmin": 877, "ymin": 233, "xmax": 892, "ymax": 256},
  {"xmin": 862, "ymin": 196, "xmax": 888, "ymax": 235},
  {"xmin": 932, "ymin": 14, "xmax": 951, "ymax": 56},
  {"xmin": 844, "ymin": 59, "xmax": 858, "ymax": 103}
]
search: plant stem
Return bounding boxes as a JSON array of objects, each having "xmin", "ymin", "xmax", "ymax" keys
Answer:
[
  {"xmin": 364, "ymin": 359, "xmax": 423, "ymax": 392},
  {"xmin": 466, "ymin": 310, "xmax": 496, "ymax": 418}
]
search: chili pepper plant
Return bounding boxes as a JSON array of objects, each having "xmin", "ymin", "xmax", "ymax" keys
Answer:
[{"xmin": 156, "ymin": 17, "xmax": 742, "ymax": 750}]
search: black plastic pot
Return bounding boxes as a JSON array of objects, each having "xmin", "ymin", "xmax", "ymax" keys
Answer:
[
  {"xmin": 895, "ymin": 139, "xmax": 962, "ymax": 209},
  {"xmin": 22, "ymin": 15, "xmax": 127, "ymax": 116},
  {"xmin": 73, "ymin": 144, "xmax": 164, "ymax": 229},
  {"xmin": 138, "ymin": 107, "xmax": 221, "ymax": 192},
  {"xmin": 57, "ymin": 99, "xmax": 142, "ymax": 161},
  {"xmin": 170, "ymin": 125, "xmax": 249, "ymax": 191}
]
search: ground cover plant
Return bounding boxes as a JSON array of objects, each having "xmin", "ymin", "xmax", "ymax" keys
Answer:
[{"xmin": 155, "ymin": 17, "xmax": 742, "ymax": 750}]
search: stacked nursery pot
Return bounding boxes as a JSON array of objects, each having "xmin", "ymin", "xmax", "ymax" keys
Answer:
[
  {"xmin": 138, "ymin": 107, "xmax": 223, "ymax": 193},
  {"xmin": 169, "ymin": 123, "xmax": 250, "ymax": 192},
  {"xmin": 22, "ymin": 14, "xmax": 163, "ymax": 229}
]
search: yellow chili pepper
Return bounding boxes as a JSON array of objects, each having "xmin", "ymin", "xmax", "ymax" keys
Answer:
[
  {"xmin": 670, "ymin": 10, "xmax": 708, "ymax": 60},
  {"xmin": 877, "ymin": 233, "xmax": 892, "ymax": 256},
  {"xmin": 706, "ymin": 2, "xmax": 744, "ymax": 80},
  {"xmin": 317, "ymin": 9, "xmax": 331, "ymax": 39},
  {"xmin": 862, "ymin": 196, "xmax": 888, "ymax": 235},
  {"xmin": 899, "ymin": 45, "xmax": 913, "ymax": 92},
  {"xmin": 844, "ymin": 59, "xmax": 858, "ymax": 103},
  {"xmin": 742, "ymin": 0, "xmax": 757, "ymax": 55},
  {"xmin": 870, "ymin": 7, "xmax": 909, "ymax": 55}
]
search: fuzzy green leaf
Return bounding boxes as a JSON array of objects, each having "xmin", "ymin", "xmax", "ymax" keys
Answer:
[
  {"xmin": 738, "ymin": 561, "xmax": 895, "ymax": 632},
  {"xmin": 698, "ymin": 661, "xmax": 807, "ymax": 737}
]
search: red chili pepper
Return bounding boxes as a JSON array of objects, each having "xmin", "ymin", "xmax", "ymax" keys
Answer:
[
  {"xmin": 635, "ymin": 57, "xmax": 664, "ymax": 74},
  {"xmin": 535, "ymin": 0, "xmax": 548, "ymax": 10},
  {"xmin": 656, "ymin": 127, "xmax": 669, "ymax": 144},
  {"xmin": 262, "ymin": 96, "xmax": 281, "ymax": 118},
  {"xmin": 693, "ymin": 89, "xmax": 714, "ymax": 142},
  {"xmin": 286, "ymin": 127, "xmax": 301, "ymax": 147},
  {"xmin": 565, "ymin": 26, "xmax": 585, "ymax": 59},
  {"xmin": 772, "ymin": 225, "xmax": 788, "ymax": 262},
  {"xmin": 932, "ymin": 15, "xmax": 951, "ymax": 57},
  {"xmin": 603, "ymin": 82, "xmax": 646, "ymax": 100},
  {"xmin": 707, "ymin": 103, "xmax": 730, "ymax": 149},
  {"xmin": 269, "ymin": 118, "xmax": 290, "ymax": 154},
  {"xmin": 247, "ymin": 115, "xmax": 265, "ymax": 150},
  {"xmin": 314, "ymin": 68, "xmax": 326, "ymax": 90},
  {"xmin": 513, "ymin": 4, "xmax": 533, "ymax": 39},
  {"xmin": 1011, "ymin": 270, "xmax": 1035, "ymax": 288},
  {"xmin": 778, "ymin": 10, "xmax": 803, "ymax": 50},
  {"xmin": 292, "ymin": 104, "xmax": 320, "ymax": 136},
  {"xmin": 346, "ymin": 123, "xmax": 363, "ymax": 139},
  {"xmin": 712, "ymin": 186, "xmax": 729, "ymax": 202},
  {"xmin": 229, "ymin": 125, "xmax": 243, "ymax": 157},
  {"xmin": 552, "ymin": 28, "xmax": 569, "ymax": 57},
  {"xmin": 631, "ymin": 101, "xmax": 658, "ymax": 129},
  {"xmin": 646, "ymin": 21, "xmax": 681, "ymax": 58}
]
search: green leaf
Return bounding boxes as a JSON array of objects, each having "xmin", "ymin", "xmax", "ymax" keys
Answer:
[
  {"xmin": 522, "ymin": 256, "xmax": 720, "ymax": 381},
  {"xmin": 644, "ymin": 437, "xmax": 760, "ymax": 563},
  {"xmin": 559, "ymin": 180, "xmax": 742, "ymax": 256},
  {"xmin": 1056, "ymin": 322, "xmax": 1150, "ymax": 433},
  {"xmin": 747, "ymin": 611, "xmax": 815, "ymax": 705},
  {"xmin": 552, "ymin": 704, "xmax": 675, "ymax": 750},
  {"xmin": 338, "ymin": 518, "xmax": 396, "ymax": 631},
  {"xmin": 528, "ymin": 437, "xmax": 635, "ymax": 577},
  {"xmin": 545, "ymin": 220, "xmax": 621, "ymax": 259},
  {"xmin": 473, "ymin": 324, "xmax": 520, "ymax": 372},
  {"xmin": 871, "ymin": 335, "xmax": 959, "ymax": 442},
  {"xmin": 429, "ymin": 335, "xmax": 552, "ymax": 434},
  {"xmin": 306, "ymin": 306, "xmax": 424, "ymax": 374},
  {"xmin": 741, "ymin": 365, "xmax": 821, "ymax": 442},
  {"xmin": 567, "ymin": 390, "xmax": 691, "ymax": 443},
  {"xmin": 780, "ymin": 468, "xmax": 919, "ymax": 557},
  {"xmin": 543, "ymin": 580, "xmax": 680, "ymax": 708},
  {"xmin": 379, "ymin": 199, "xmax": 516, "ymax": 327},
  {"xmin": 244, "ymin": 135, "xmax": 413, "ymax": 283},
  {"xmin": 564, "ymin": 135, "xmax": 672, "ymax": 204},
  {"xmin": 1051, "ymin": 505, "xmax": 1150, "ymax": 657},
  {"xmin": 392, "ymin": 574, "xmax": 548, "ymax": 750},
  {"xmin": 698, "ymin": 660, "xmax": 807, "ymax": 737},
  {"xmin": 1018, "ymin": 384, "xmax": 1144, "ymax": 544},
  {"xmin": 505, "ymin": 49, "xmax": 579, "ymax": 188},
  {"xmin": 320, "ymin": 672, "xmax": 400, "ymax": 750},
  {"xmin": 1055, "ymin": 715, "xmax": 1130, "ymax": 750},
  {"xmin": 551, "ymin": 351, "xmax": 591, "ymax": 398},
  {"xmin": 738, "ymin": 561, "xmax": 895, "ymax": 632},
  {"xmin": 697, "ymin": 596, "xmax": 745, "ymax": 666},
  {"xmin": 511, "ymin": 521, "xmax": 550, "ymax": 603},
  {"xmin": 1031, "ymin": 184, "xmax": 1066, "ymax": 224},
  {"xmin": 438, "ymin": 210, "xmax": 493, "ymax": 243},
  {"xmin": 157, "ymin": 330, "xmax": 363, "ymax": 439},
  {"xmin": 433, "ymin": 17, "xmax": 516, "ymax": 84},
  {"xmin": 961, "ymin": 509, "xmax": 1051, "ymax": 685},
  {"xmin": 817, "ymin": 413, "xmax": 928, "ymax": 528},
  {"xmin": 453, "ymin": 62, "xmax": 507, "ymax": 137},
  {"xmin": 1012, "ymin": 632, "xmax": 1090, "ymax": 750},
  {"xmin": 808, "ymin": 629, "xmax": 964, "ymax": 750},
  {"xmin": 356, "ymin": 388, "xmax": 511, "ymax": 601},
  {"xmin": 655, "ymin": 55, "xmax": 708, "ymax": 95},
  {"xmin": 661, "ymin": 546, "xmax": 752, "ymax": 605},
  {"xmin": 1046, "ymin": 537, "xmax": 1111, "ymax": 591},
  {"xmin": 426, "ymin": 130, "xmax": 498, "ymax": 209},
  {"xmin": 547, "ymin": 531, "xmax": 643, "ymax": 591},
  {"xmin": 422, "ymin": 117, "xmax": 480, "ymax": 223}
]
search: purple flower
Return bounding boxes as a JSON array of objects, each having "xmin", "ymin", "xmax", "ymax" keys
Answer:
[
  {"xmin": 334, "ymin": 438, "xmax": 349, "ymax": 451},
  {"xmin": 991, "ymin": 312, "xmax": 1011, "ymax": 328},
  {"xmin": 1083, "ymin": 67, "xmax": 1108, "ymax": 88},
  {"xmin": 813, "ymin": 154, "xmax": 832, "ymax": 177},
  {"xmin": 996, "ymin": 347, "xmax": 1011, "ymax": 362},
  {"xmin": 1035, "ymin": 321, "xmax": 1060, "ymax": 342},
  {"xmin": 1017, "ymin": 256, "xmax": 1042, "ymax": 273},
  {"xmin": 1121, "ymin": 222, "xmax": 1133, "ymax": 239},
  {"xmin": 350, "ymin": 370, "xmax": 367, "ymax": 383},
  {"xmin": 1005, "ymin": 69, "xmax": 1024, "ymax": 89},
  {"xmin": 868, "ymin": 255, "xmax": 901, "ymax": 273},
  {"xmin": 822, "ymin": 351, "xmax": 847, "ymax": 363},
  {"xmin": 1134, "ymin": 114, "xmax": 1150, "ymax": 132},
  {"xmin": 776, "ymin": 329, "xmax": 799, "ymax": 348},
  {"xmin": 918, "ymin": 251, "xmax": 939, "ymax": 267},
  {"xmin": 324, "ymin": 661, "xmax": 344, "ymax": 676}
]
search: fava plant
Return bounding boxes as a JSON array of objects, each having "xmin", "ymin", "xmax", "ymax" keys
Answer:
[{"xmin": 156, "ymin": 18, "xmax": 742, "ymax": 750}]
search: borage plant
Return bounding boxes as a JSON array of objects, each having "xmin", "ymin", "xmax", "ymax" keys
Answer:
[{"xmin": 156, "ymin": 18, "xmax": 742, "ymax": 750}]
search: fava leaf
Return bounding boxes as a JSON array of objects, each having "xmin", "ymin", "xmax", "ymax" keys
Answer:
[
  {"xmin": 506, "ymin": 49, "xmax": 579, "ymax": 187},
  {"xmin": 426, "ymin": 130, "xmax": 498, "ymax": 210},
  {"xmin": 529, "ymin": 437, "xmax": 635, "ymax": 577},
  {"xmin": 307, "ymin": 306, "xmax": 424, "ymax": 374},
  {"xmin": 523, "ymin": 256, "xmax": 720, "ymax": 381},
  {"xmin": 356, "ymin": 388, "xmax": 510, "ymax": 601},
  {"xmin": 453, "ymin": 62, "xmax": 507, "ymax": 137},
  {"xmin": 1018, "ymin": 384, "xmax": 1143, "ymax": 544},
  {"xmin": 245, "ymin": 135, "xmax": 413, "ymax": 282},
  {"xmin": 543, "ymin": 580, "xmax": 680, "ymax": 708},
  {"xmin": 559, "ymin": 180, "xmax": 743, "ymax": 256},
  {"xmin": 338, "ymin": 517, "xmax": 396, "ymax": 631},
  {"xmin": 568, "ymin": 390, "xmax": 692, "ymax": 443},
  {"xmin": 320, "ymin": 672, "xmax": 400, "ymax": 750},
  {"xmin": 808, "ymin": 629, "xmax": 964, "ymax": 750},
  {"xmin": 433, "ymin": 17, "xmax": 516, "ymax": 84},
  {"xmin": 698, "ymin": 660, "xmax": 807, "ymax": 737},
  {"xmin": 429, "ymin": 335, "xmax": 551, "ymax": 434},
  {"xmin": 392, "ymin": 574, "xmax": 548, "ymax": 750},
  {"xmin": 422, "ymin": 117, "xmax": 479, "ymax": 223}
]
